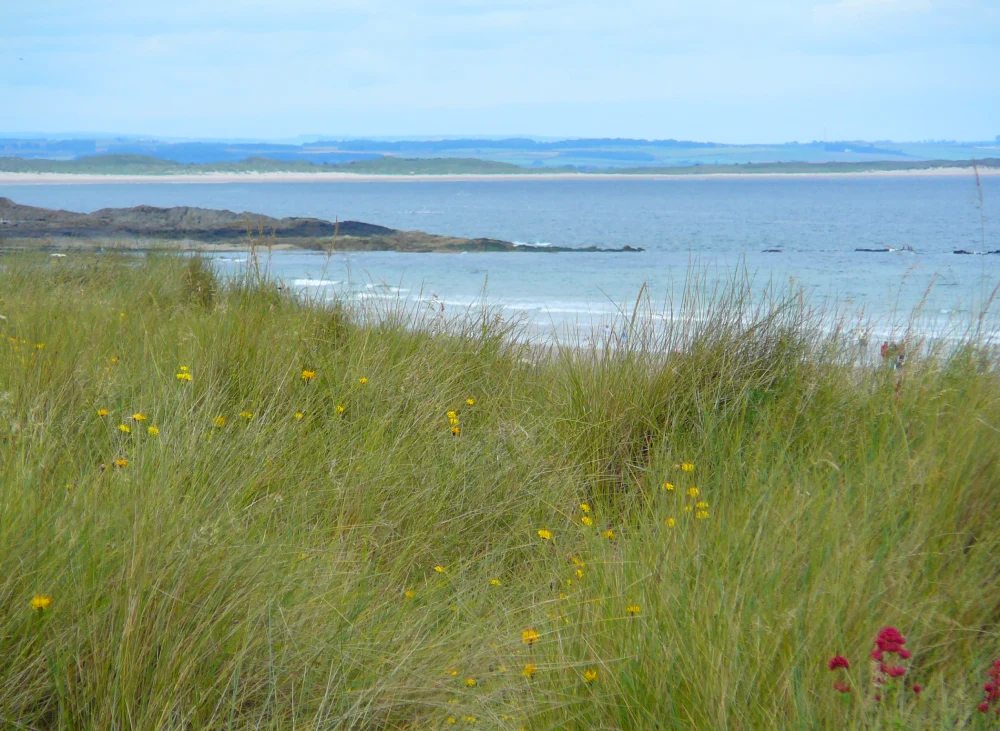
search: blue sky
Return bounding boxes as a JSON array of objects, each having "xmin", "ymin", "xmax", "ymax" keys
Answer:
[{"xmin": 3, "ymin": 0, "xmax": 999, "ymax": 142}]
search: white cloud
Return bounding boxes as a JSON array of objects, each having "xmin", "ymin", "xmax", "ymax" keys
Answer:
[{"xmin": 814, "ymin": 0, "xmax": 932, "ymax": 23}]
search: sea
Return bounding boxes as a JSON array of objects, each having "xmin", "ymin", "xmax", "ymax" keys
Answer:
[{"xmin": 2, "ymin": 175, "xmax": 998, "ymax": 345}]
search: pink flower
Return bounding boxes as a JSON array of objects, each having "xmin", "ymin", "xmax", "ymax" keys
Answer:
[
  {"xmin": 828, "ymin": 656, "xmax": 850, "ymax": 671},
  {"xmin": 885, "ymin": 666, "xmax": 907, "ymax": 679},
  {"xmin": 871, "ymin": 649, "xmax": 884, "ymax": 661},
  {"xmin": 912, "ymin": 684, "xmax": 922, "ymax": 695},
  {"xmin": 898, "ymin": 649, "xmax": 912, "ymax": 660},
  {"xmin": 833, "ymin": 680, "xmax": 850, "ymax": 694},
  {"xmin": 980, "ymin": 702, "xmax": 991, "ymax": 713}
]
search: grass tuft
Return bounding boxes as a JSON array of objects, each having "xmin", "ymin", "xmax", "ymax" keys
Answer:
[{"xmin": 1, "ymin": 252, "xmax": 999, "ymax": 729}]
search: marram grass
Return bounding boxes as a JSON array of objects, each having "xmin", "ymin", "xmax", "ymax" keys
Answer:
[{"xmin": 1, "ymin": 253, "xmax": 999, "ymax": 730}]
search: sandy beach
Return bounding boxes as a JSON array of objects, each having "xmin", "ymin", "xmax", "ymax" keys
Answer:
[{"xmin": 0, "ymin": 166, "xmax": 996, "ymax": 185}]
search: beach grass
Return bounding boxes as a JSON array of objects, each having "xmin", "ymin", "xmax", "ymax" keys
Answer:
[{"xmin": 1, "ymin": 252, "xmax": 999, "ymax": 729}]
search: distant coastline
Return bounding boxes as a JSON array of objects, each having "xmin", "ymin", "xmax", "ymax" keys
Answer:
[{"xmin": 0, "ymin": 153, "xmax": 997, "ymax": 184}]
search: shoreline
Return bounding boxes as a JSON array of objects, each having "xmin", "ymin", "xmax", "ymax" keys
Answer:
[{"xmin": 0, "ymin": 166, "xmax": 997, "ymax": 185}]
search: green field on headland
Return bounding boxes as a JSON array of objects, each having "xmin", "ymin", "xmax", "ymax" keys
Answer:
[
  {"xmin": 1, "ymin": 153, "xmax": 998, "ymax": 176},
  {"xmin": 2, "ymin": 253, "xmax": 1000, "ymax": 728}
]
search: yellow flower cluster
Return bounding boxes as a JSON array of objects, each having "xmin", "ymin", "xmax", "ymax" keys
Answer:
[{"xmin": 446, "ymin": 410, "xmax": 461, "ymax": 436}]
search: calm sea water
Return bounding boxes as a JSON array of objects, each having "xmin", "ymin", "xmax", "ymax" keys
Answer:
[{"xmin": 3, "ymin": 176, "xmax": 998, "ymax": 342}]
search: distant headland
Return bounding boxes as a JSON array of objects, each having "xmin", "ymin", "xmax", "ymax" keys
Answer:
[{"xmin": 0, "ymin": 198, "xmax": 644, "ymax": 253}]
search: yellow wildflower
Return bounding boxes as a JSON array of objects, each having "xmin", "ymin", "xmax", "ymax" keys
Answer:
[
  {"xmin": 538, "ymin": 529, "xmax": 552, "ymax": 541},
  {"xmin": 696, "ymin": 500, "xmax": 708, "ymax": 508},
  {"xmin": 521, "ymin": 628, "xmax": 539, "ymax": 646},
  {"xmin": 575, "ymin": 569, "xmax": 583, "ymax": 579},
  {"xmin": 664, "ymin": 482, "xmax": 675, "ymax": 491},
  {"xmin": 451, "ymin": 425, "xmax": 461, "ymax": 436},
  {"xmin": 110, "ymin": 356, "xmax": 119, "ymax": 364},
  {"xmin": 239, "ymin": 411, "xmax": 253, "ymax": 420},
  {"xmin": 583, "ymin": 668, "xmax": 598, "ymax": 683},
  {"xmin": 447, "ymin": 718, "xmax": 456, "ymax": 726},
  {"xmin": 665, "ymin": 517, "xmax": 676, "ymax": 527},
  {"xmin": 579, "ymin": 502, "xmax": 590, "ymax": 513},
  {"xmin": 404, "ymin": 589, "xmax": 415, "ymax": 599},
  {"xmin": 581, "ymin": 515, "xmax": 593, "ymax": 526},
  {"xmin": 687, "ymin": 487, "xmax": 699, "ymax": 498},
  {"xmin": 175, "ymin": 372, "xmax": 192, "ymax": 381},
  {"xmin": 558, "ymin": 592, "xmax": 568, "ymax": 599},
  {"xmin": 97, "ymin": 408, "xmax": 109, "ymax": 417},
  {"xmin": 680, "ymin": 463, "xmax": 695, "ymax": 471},
  {"xmin": 449, "ymin": 669, "xmax": 459, "ymax": 676},
  {"xmin": 696, "ymin": 510, "xmax": 709, "ymax": 519},
  {"xmin": 603, "ymin": 529, "xmax": 615, "ymax": 540},
  {"xmin": 179, "ymin": 365, "xmax": 189, "ymax": 372},
  {"xmin": 463, "ymin": 717, "xmax": 475, "ymax": 724},
  {"xmin": 294, "ymin": 412, "xmax": 304, "ymax": 420},
  {"xmin": 466, "ymin": 397, "xmax": 475, "ymax": 406},
  {"xmin": 118, "ymin": 424, "xmax": 130, "ymax": 434},
  {"xmin": 522, "ymin": 664, "xmax": 536, "ymax": 678},
  {"xmin": 359, "ymin": 377, "xmax": 368, "ymax": 385},
  {"xmin": 464, "ymin": 677, "xmax": 476, "ymax": 687},
  {"xmin": 626, "ymin": 604, "xmax": 641, "ymax": 616},
  {"xmin": 571, "ymin": 556, "xmax": 584, "ymax": 566},
  {"xmin": 211, "ymin": 416, "xmax": 225, "ymax": 427},
  {"xmin": 490, "ymin": 578, "xmax": 501, "ymax": 586},
  {"xmin": 147, "ymin": 426, "xmax": 159, "ymax": 436},
  {"xmin": 131, "ymin": 412, "xmax": 146, "ymax": 422},
  {"xmin": 434, "ymin": 565, "xmax": 446, "ymax": 573},
  {"xmin": 114, "ymin": 458, "xmax": 129, "ymax": 468},
  {"xmin": 301, "ymin": 369, "xmax": 316, "ymax": 382},
  {"xmin": 335, "ymin": 404, "xmax": 345, "ymax": 414},
  {"xmin": 34, "ymin": 343, "xmax": 45, "ymax": 349},
  {"xmin": 30, "ymin": 595, "xmax": 53, "ymax": 611},
  {"xmin": 685, "ymin": 505, "xmax": 693, "ymax": 512}
]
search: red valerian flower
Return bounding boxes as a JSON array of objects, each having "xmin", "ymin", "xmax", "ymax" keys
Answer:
[
  {"xmin": 885, "ymin": 666, "xmax": 907, "ymax": 678},
  {"xmin": 898, "ymin": 649, "xmax": 912, "ymax": 660},
  {"xmin": 875, "ymin": 693, "xmax": 882, "ymax": 702},
  {"xmin": 828, "ymin": 656, "xmax": 850, "ymax": 671},
  {"xmin": 875, "ymin": 626, "xmax": 907, "ymax": 654},
  {"xmin": 912, "ymin": 684, "xmax": 922, "ymax": 695},
  {"xmin": 833, "ymin": 681, "xmax": 850, "ymax": 693},
  {"xmin": 980, "ymin": 702, "xmax": 991, "ymax": 713},
  {"xmin": 871, "ymin": 649, "xmax": 884, "ymax": 661}
]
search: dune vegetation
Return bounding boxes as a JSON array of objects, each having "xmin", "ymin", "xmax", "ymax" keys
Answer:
[{"xmin": 1, "ymin": 252, "xmax": 999, "ymax": 729}]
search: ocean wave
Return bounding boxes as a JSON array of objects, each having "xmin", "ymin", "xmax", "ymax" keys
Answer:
[{"xmin": 294, "ymin": 279, "xmax": 340, "ymax": 287}]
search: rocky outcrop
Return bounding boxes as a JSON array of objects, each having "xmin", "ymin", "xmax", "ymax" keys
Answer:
[{"xmin": 0, "ymin": 198, "xmax": 644, "ymax": 253}]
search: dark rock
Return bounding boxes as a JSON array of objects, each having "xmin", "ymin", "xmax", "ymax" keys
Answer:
[{"xmin": 0, "ymin": 198, "xmax": 642, "ymax": 253}]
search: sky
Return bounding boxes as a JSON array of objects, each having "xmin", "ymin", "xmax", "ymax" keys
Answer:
[{"xmin": 3, "ymin": 0, "xmax": 999, "ymax": 143}]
